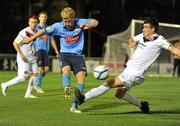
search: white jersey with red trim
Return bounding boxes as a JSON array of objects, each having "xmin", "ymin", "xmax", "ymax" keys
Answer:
[
  {"xmin": 126, "ymin": 33, "xmax": 171, "ymax": 77},
  {"xmin": 14, "ymin": 27, "xmax": 36, "ymax": 62}
]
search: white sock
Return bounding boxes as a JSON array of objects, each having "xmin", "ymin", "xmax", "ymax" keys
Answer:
[
  {"xmin": 122, "ymin": 91, "xmax": 141, "ymax": 107},
  {"xmin": 25, "ymin": 76, "xmax": 37, "ymax": 96},
  {"xmin": 4, "ymin": 76, "xmax": 25, "ymax": 87},
  {"xmin": 85, "ymin": 82, "xmax": 110, "ymax": 101}
]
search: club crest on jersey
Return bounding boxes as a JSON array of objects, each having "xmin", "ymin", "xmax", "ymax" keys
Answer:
[{"xmin": 74, "ymin": 28, "xmax": 81, "ymax": 35}]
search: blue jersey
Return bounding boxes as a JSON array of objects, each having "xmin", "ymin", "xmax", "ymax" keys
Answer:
[
  {"xmin": 44, "ymin": 18, "xmax": 91, "ymax": 55},
  {"xmin": 35, "ymin": 23, "xmax": 51, "ymax": 52}
]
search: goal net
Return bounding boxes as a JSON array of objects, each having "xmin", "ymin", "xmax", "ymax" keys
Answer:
[{"xmin": 104, "ymin": 19, "xmax": 180, "ymax": 76}]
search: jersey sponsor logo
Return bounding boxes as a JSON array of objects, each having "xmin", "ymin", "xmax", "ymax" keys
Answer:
[
  {"xmin": 74, "ymin": 28, "xmax": 81, "ymax": 35},
  {"xmin": 65, "ymin": 35, "xmax": 80, "ymax": 44}
]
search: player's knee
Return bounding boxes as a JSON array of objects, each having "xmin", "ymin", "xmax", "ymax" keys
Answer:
[
  {"xmin": 44, "ymin": 67, "xmax": 49, "ymax": 73},
  {"xmin": 114, "ymin": 90, "xmax": 123, "ymax": 98},
  {"xmin": 114, "ymin": 88, "xmax": 127, "ymax": 98},
  {"xmin": 106, "ymin": 78, "xmax": 115, "ymax": 87},
  {"xmin": 23, "ymin": 71, "xmax": 31, "ymax": 80},
  {"xmin": 114, "ymin": 92, "xmax": 120, "ymax": 98},
  {"xmin": 33, "ymin": 73, "xmax": 38, "ymax": 77}
]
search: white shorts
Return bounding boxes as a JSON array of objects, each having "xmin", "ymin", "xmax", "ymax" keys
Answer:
[
  {"xmin": 17, "ymin": 55, "xmax": 38, "ymax": 77},
  {"xmin": 118, "ymin": 68, "xmax": 144, "ymax": 89}
]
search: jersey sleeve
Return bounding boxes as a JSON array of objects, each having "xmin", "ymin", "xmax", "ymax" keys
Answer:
[
  {"xmin": 133, "ymin": 33, "xmax": 143, "ymax": 43},
  {"xmin": 44, "ymin": 23, "xmax": 59, "ymax": 36},
  {"xmin": 158, "ymin": 36, "xmax": 171, "ymax": 49},
  {"xmin": 77, "ymin": 19, "xmax": 91, "ymax": 25},
  {"xmin": 14, "ymin": 31, "xmax": 26, "ymax": 44}
]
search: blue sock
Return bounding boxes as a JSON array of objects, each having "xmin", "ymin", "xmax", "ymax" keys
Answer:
[
  {"xmin": 62, "ymin": 74, "xmax": 70, "ymax": 88},
  {"xmin": 36, "ymin": 73, "xmax": 44, "ymax": 87},
  {"xmin": 71, "ymin": 83, "xmax": 84, "ymax": 109},
  {"xmin": 71, "ymin": 102, "xmax": 78, "ymax": 109},
  {"xmin": 76, "ymin": 83, "xmax": 84, "ymax": 92}
]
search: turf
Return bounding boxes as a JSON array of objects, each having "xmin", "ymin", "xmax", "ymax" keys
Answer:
[{"xmin": 0, "ymin": 71, "xmax": 180, "ymax": 126}]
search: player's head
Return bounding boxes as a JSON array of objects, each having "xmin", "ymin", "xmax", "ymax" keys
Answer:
[
  {"xmin": 28, "ymin": 15, "xmax": 38, "ymax": 30},
  {"xmin": 38, "ymin": 11, "xmax": 48, "ymax": 24},
  {"xmin": 143, "ymin": 18, "xmax": 159, "ymax": 38},
  {"xmin": 60, "ymin": 7, "xmax": 75, "ymax": 28}
]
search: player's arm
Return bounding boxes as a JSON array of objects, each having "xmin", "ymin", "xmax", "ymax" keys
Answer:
[
  {"xmin": 128, "ymin": 38, "xmax": 136, "ymax": 48},
  {"xmin": 168, "ymin": 45, "xmax": 180, "ymax": 57},
  {"xmin": 22, "ymin": 30, "xmax": 45, "ymax": 44},
  {"xmin": 51, "ymin": 36, "xmax": 59, "ymax": 58},
  {"xmin": 80, "ymin": 19, "xmax": 99, "ymax": 30},
  {"xmin": 13, "ymin": 40, "xmax": 28, "ymax": 62}
]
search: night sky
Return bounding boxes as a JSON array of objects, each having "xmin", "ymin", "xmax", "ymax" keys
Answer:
[{"xmin": 1, "ymin": 0, "xmax": 180, "ymax": 57}]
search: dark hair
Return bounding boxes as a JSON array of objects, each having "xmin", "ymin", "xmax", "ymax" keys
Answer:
[
  {"xmin": 144, "ymin": 18, "xmax": 159, "ymax": 33},
  {"xmin": 29, "ymin": 15, "xmax": 38, "ymax": 20}
]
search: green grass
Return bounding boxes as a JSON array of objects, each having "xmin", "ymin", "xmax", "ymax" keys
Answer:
[{"xmin": 0, "ymin": 71, "xmax": 180, "ymax": 126}]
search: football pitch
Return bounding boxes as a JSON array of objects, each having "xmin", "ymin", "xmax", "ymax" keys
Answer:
[{"xmin": 1, "ymin": 71, "xmax": 180, "ymax": 126}]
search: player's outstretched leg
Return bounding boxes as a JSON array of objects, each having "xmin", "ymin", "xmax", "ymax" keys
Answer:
[
  {"xmin": 140, "ymin": 101, "xmax": 150, "ymax": 113},
  {"xmin": 70, "ymin": 83, "xmax": 85, "ymax": 114},
  {"xmin": 1, "ymin": 83, "xmax": 8, "ymax": 96},
  {"xmin": 70, "ymin": 88, "xmax": 83, "ymax": 113}
]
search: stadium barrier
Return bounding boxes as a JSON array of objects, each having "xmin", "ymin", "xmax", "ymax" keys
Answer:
[{"xmin": 0, "ymin": 54, "xmax": 173, "ymax": 76}]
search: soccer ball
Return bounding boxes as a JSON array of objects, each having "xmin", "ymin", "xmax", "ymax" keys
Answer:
[{"xmin": 93, "ymin": 65, "xmax": 109, "ymax": 80}]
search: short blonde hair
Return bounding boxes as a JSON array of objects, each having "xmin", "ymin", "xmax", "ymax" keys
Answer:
[{"xmin": 60, "ymin": 7, "xmax": 75, "ymax": 20}]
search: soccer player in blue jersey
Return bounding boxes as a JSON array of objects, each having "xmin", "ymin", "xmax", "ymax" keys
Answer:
[
  {"xmin": 22, "ymin": 7, "xmax": 98, "ymax": 113},
  {"xmin": 34, "ymin": 11, "xmax": 59, "ymax": 93}
]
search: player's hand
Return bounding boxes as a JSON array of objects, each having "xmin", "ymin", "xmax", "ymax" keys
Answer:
[
  {"xmin": 20, "ymin": 53, "xmax": 28, "ymax": 63},
  {"xmin": 80, "ymin": 24, "xmax": 91, "ymax": 30},
  {"xmin": 55, "ymin": 51, "xmax": 59, "ymax": 59}
]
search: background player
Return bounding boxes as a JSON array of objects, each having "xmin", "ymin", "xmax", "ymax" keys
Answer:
[
  {"xmin": 34, "ymin": 11, "xmax": 59, "ymax": 93},
  {"xmin": 1, "ymin": 15, "xmax": 39, "ymax": 98}
]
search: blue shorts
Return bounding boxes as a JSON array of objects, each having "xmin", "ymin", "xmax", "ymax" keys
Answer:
[
  {"xmin": 36, "ymin": 50, "xmax": 49, "ymax": 67},
  {"xmin": 60, "ymin": 53, "xmax": 87, "ymax": 75}
]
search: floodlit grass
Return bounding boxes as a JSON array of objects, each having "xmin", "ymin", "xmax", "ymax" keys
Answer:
[{"xmin": 0, "ymin": 71, "xmax": 180, "ymax": 126}]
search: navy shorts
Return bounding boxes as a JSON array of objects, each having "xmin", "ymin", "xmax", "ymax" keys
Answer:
[
  {"xmin": 36, "ymin": 50, "xmax": 49, "ymax": 67},
  {"xmin": 60, "ymin": 53, "xmax": 87, "ymax": 75}
]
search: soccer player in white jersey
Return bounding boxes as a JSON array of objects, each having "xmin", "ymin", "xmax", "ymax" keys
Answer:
[
  {"xmin": 1, "ymin": 15, "xmax": 38, "ymax": 98},
  {"xmin": 76, "ymin": 18, "xmax": 180, "ymax": 113}
]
